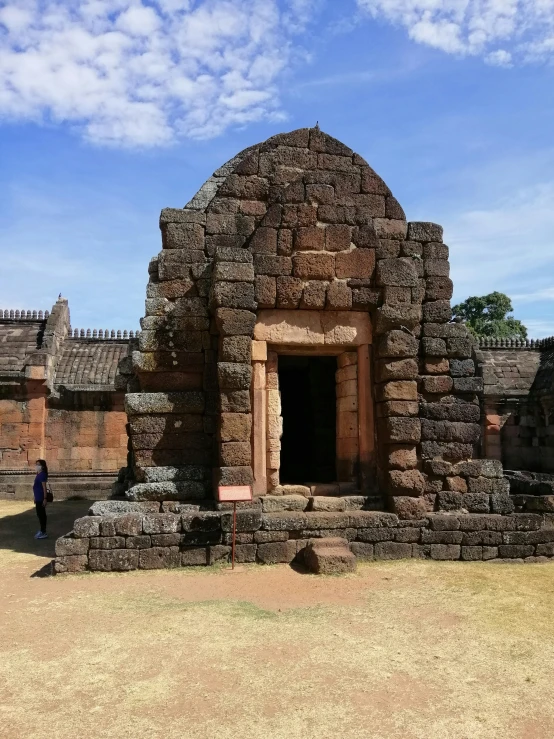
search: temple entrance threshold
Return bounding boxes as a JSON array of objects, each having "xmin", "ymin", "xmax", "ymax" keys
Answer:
[{"xmin": 278, "ymin": 356, "xmax": 337, "ymax": 485}]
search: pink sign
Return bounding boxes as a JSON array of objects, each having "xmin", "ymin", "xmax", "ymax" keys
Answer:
[{"xmin": 217, "ymin": 485, "xmax": 253, "ymax": 502}]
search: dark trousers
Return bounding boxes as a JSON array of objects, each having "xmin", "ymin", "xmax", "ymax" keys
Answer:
[{"xmin": 35, "ymin": 502, "xmax": 47, "ymax": 533}]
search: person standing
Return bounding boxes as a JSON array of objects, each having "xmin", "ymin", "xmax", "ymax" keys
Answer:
[{"xmin": 33, "ymin": 459, "xmax": 49, "ymax": 539}]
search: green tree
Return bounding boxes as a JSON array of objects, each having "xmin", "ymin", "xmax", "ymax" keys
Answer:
[{"xmin": 451, "ymin": 292, "xmax": 528, "ymax": 339}]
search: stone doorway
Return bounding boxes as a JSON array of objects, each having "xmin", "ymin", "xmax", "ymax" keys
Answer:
[
  {"xmin": 251, "ymin": 309, "xmax": 375, "ymax": 496},
  {"xmin": 278, "ymin": 355, "xmax": 337, "ymax": 485}
]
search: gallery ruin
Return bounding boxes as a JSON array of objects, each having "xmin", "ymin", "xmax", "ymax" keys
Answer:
[{"xmin": 1, "ymin": 128, "xmax": 554, "ymax": 573}]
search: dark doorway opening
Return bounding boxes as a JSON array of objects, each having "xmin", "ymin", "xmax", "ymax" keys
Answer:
[{"xmin": 278, "ymin": 355, "xmax": 337, "ymax": 484}]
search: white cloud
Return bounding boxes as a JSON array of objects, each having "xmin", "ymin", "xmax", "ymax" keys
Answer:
[
  {"xmin": 0, "ymin": 0, "xmax": 312, "ymax": 146},
  {"xmin": 445, "ymin": 181, "xmax": 554, "ymax": 307},
  {"xmin": 356, "ymin": 0, "xmax": 554, "ymax": 63}
]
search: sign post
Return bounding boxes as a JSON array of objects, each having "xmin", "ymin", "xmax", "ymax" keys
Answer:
[{"xmin": 217, "ymin": 485, "xmax": 253, "ymax": 570}]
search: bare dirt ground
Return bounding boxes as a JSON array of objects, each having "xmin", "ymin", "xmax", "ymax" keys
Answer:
[{"xmin": 2, "ymin": 500, "xmax": 554, "ymax": 739}]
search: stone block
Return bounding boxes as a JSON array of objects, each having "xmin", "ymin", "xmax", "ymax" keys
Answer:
[
  {"xmin": 376, "ymin": 258, "xmax": 419, "ymax": 287},
  {"xmin": 430, "ymin": 544, "xmax": 460, "ymax": 560},
  {"xmin": 448, "ymin": 341, "xmax": 474, "ymax": 360},
  {"xmin": 261, "ymin": 495, "xmax": 308, "ymax": 512},
  {"xmin": 374, "ymin": 542, "xmax": 413, "ymax": 560},
  {"xmin": 490, "ymin": 494, "xmax": 515, "ymax": 515},
  {"xmin": 436, "ymin": 492, "xmax": 462, "ymax": 511},
  {"xmin": 220, "ymin": 390, "xmax": 251, "ymax": 413},
  {"xmin": 55, "ymin": 537, "xmax": 89, "ymax": 557},
  {"xmin": 427, "ymin": 515, "xmax": 460, "ymax": 530},
  {"xmin": 234, "ymin": 544, "xmax": 257, "ymax": 563},
  {"xmin": 208, "ymin": 545, "xmax": 231, "ymax": 565},
  {"xmin": 387, "ymin": 445, "xmax": 418, "ymax": 470},
  {"xmin": 422, "ymin": 530, "xmax": 463, "ymax": 544},
  {"xmin": 128, "ymin": 481, "xmax": 207, "ymax": 502},
  {"xmin": 357, "ymin": 528, "xmax": 395, "ymax": 542},
  {"xmin": 54, "ymin": 555, "xmax": 88, "ymax": 574},
  {"xmin": 421, "ymin": 376, "xmax": 453, "ymax": 394},
  {"xmin": 88, "ymin": 549, "xmax": 139, "ymax": 571},
  {"xmin": 445, "ymin": 476, "xmax": 467, "ymax": 493},
  {"xmin": 262, "ymin": 512, "xmax": 307, "ymax": 531},
  {"xmin": 73, "ymin": 516, "xmax": 101, "ymax": 538},
  {"xmin": 348, "ymin": 512, "xmax": 399, "ymax": 528},
  {"xmin": 215, "ymin": 308, "xmax": 256, "ymax": 336},
  {"xmin": 450, "ymin": 359, "xmax": 475, "ymax": 377},
  {"xmin": 325, "ymin": 224, "xmax": 352, "ymax": 252},
  {"xmin": 126, "ymin": 536, "xmax": 152, "ymax": 549},
  {"xmin": 142, "ymin": 514, "xmax": 181, "ymax": 534},
  {"xmin": 220, "ymin": 413, "xmax": 252, "ymax": 442},
  {"xmin": 301, "ymin": 281, "xmax": 328, "ymax": 309},
  {"xmin": 217, "ymin": 362, "xmax": 252, "ymax": 390},
  {"xmin": 90, "ymin": 536, "xmax": 126, "ymax": 550},
  {"xmin": 380, "ymin": 417, "xmax": 421, "ymax": 443},
  {"xmin": 216, "ymin": 466, "xmax": 254, "ymax": 486},
  {"xmin": 219, "ymin": 439, "xmax": 252, "ymax": 468},
  {"xmin": 373, "ymin": 219, "xmax": 408, "ymax": 240},
  {"xmin": 255, "ymin": 275, "xmax": 277, "ymax": 308},
  {"xmin": 407, "ymin": 222, "xmax": 443, "ymax": 243},
  {"xmin": 113, "ymin": 515, "xmax": 143, "ymax": 536},
  {"xmin": 462, "ymin": 530, "xmax": 502, "ymax": 546},
  {"xmin": 425, "ymin": 277, "xmax": 453, "ymax": 301},
  {"xmin": 221, "ymin": 509, "xmax": 262, "ymax": 533},
  {"xmin": 378, "ymin": 381, "xmax": 417, "ymax": 402},
  {"xmin": 276, "ymin": 276, "xmax": 304, "ymax": 308},
  {"xmin": 453, "ymin": 377, "xmax": 484, "ymax": 393},
  {"xmin": 295, "ymin": 226, "xmax": 325, "ymax": 251},
  {"xmin": 350, "ymin": 543, "xmax": 374, "ymax": 560},
  {"xmin": 303, "ymin": 538, "xmax": 357, "ymax": 574},
  {"xmin": 424, "ymin": 259, "xmax": 449, "ymax": 278},
  {"xmin": 377, "ymin": 358, "xmax": 418, "ymax": 382},
  {"xmin": 375, "ymin": 304, "xmax": 422, "ymax": 334},
  {"xmin": 310, "ymin": 497, "xmax": 347, "ymax": 512},
  {"xmin": 383, "ymin": 286, "xmax": 412, "ymax": 305},
  {"xmin": 389, "ymin": 469, "xmax": 425, "ymax": 495},
  {"xmin": 213, "ymin": 262, "xmax": 255, "ymax": 282},
  {"xmin": 335, "ymin": 249, "xmax": 375, "ymax": 279},
  {"xmin": 461, "ymin": 546, "xmax": 483, "ymax": 561},
  {"xmin": 257, "ymin": 541, "xmax": 297, "ymax": 564},
  {"xmin": 250, "ymin": 227, "xmax": 278, "ymax": 254},
  {"xmin": 254, "ymin": 530, "xmax": 289, "ymax": 543},
  {"xmin": 181, "ymin": 547, "xmax": 208, "ymax": 566},
  {"xmin": 498, "ymin": 545, "xmax": 534, "ymax": 559},
  {"xmin": 326, "ymin": 281, "xmax": 352, "ymax": 309},
  {"xmin": 303, "ymin": 512, "xmax": 349, "ymax": 530},
  {"xmin": 391, "ymin": 496, "xmax": 428, "ymax": 519},
  {"xmin": 422, "ymin": 338, "xmax": 447, "ymax": 356},
  {"xmin": 378, "ymin": 331, "xmax": 419, "ymax": 358},
  {"xmin": 254, "ymin": 255, "xmax": 292, "ymax": 276},
  {"xmin": 422, "ymin": 301, "xmax": 452, "ymax": 323},
  {"xmin": 461, "ymin": 493, "xmax": 490, "ymax": 513},
  {"xmin": 292, "ymin": 252, "xmax": 335, "ymax": 280}
]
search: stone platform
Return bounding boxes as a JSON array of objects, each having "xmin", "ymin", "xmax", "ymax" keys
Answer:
[{"xmin": 54, "ymin": 501, "xmax": 554, "ymax": 573}]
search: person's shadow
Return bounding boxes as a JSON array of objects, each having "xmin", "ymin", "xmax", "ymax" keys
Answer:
[{"xmin": 0, "ymin": 500, "xmax": 92, "ymax": 576}]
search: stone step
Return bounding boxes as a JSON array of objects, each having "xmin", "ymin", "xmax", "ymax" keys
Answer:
[{"xmin": 303, "ymin": 537, "xmax": 357, "ymax": 575}]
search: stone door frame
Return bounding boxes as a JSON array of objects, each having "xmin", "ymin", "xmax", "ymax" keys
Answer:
[{"xmin": 251, "ymin": 310, "xmax": 375, "ymax": 495}]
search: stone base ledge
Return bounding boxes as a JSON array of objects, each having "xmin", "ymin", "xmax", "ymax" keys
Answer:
[{"xmin": 54, "ymin": 509, "xmax": 554, "ymax": 573}]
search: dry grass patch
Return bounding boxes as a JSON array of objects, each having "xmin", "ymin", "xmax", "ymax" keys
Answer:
[{"xmin": 1, "ymin": 500, "xmax": 554, "ymax": 739}]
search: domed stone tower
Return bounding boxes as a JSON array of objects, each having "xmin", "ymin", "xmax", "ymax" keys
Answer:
[
  {"xmin": 56, "ymin": 128, "xmax": 538, "ymax": 574},
  {"xmin": 125, "ymin": 127, "xmax": 486, "ymax": 517}
]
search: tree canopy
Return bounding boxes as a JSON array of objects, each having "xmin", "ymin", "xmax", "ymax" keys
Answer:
[{"xmin": 451, "ymin": 292, "xmax": 528, "ymax": 339}]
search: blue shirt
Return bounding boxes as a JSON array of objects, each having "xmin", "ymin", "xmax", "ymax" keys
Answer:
[{"xmin": 33, "ymin": 472, "xmax": 47, "ymax": 502}]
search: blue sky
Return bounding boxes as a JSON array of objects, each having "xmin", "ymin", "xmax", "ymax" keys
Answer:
[{"xmin": 1, "ymin": 0, "xmax": 553, "ymax": 336}]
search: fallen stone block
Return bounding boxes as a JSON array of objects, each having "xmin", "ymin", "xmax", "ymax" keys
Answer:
[{"xmin": 303, "ymin": 538, "xmax": 356, "ymax": 575}]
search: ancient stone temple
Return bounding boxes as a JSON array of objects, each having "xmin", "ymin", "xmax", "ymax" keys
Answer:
[{"xmin": 20, "ymin": 126, "xmax": 554, "ymax": 571}]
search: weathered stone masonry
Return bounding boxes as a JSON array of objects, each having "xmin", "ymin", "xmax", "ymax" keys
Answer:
[
  {"xmin": 35, "ymin": 127, "xmax": 554, "ymax": 571},
  {"xmin": 0, "ymin": 302, "xmax": 135, "ymax": 499}
]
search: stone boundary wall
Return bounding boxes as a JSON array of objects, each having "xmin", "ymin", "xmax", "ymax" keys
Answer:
[{"xmin": 55, "ymin": 503, "xmax": 554, "ymax": 573}]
